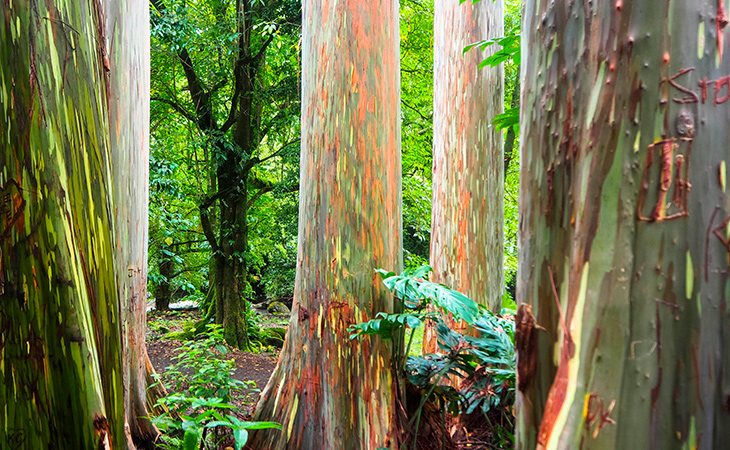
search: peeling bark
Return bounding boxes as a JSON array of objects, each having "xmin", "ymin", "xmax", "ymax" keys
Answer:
[
  {"xmin": 0, "ymin": 1, "xmax": 125, "ymax": 447},
  {"xmin": 249, "ymin": 0, "xmax": 403, "ymax": 448},
  {"xmin": 425, "ymin": 0, "xmax": 503, "ymax": 355},
  {"xmin": 430, "ymin": 0, "xmax": 503, "ymax": 312},
  {"xmin": 517, "ymin": 1, "xmax": 730, "ymax": 449}
]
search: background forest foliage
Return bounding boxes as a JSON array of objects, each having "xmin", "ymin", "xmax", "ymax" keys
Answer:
[{"xmin": 148, "ymin": 0, "xmax": 522, "ymax": 313}]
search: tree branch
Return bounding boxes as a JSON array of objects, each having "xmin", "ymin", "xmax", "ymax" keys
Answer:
[
  {"xmin": 256, "ymin": 109, "xmax": 289, "ymax": 146},
  {"xmin": 150, "ymin": 0, "xmax": 215, "ymax": 131},
  {"xmin": 222, "ymin": 0, "xmax": 251, "ymax": 133},
  {"xmin": 169, "ymin": 239, "xmax": 207, "ymax": 248},
  {"xmin": 199, "ymin": 184, "xmax": 239, "ymax": 211},
  {"xmin": 258, "ymin": 140, "xmax": 298, "ymax": 164},
  {"xmin": 151, "ymin": 96, "xmax": 197, "ymax": 123},
  {"xmin": 246, "ymin": 186, "xmax": 273, "ymax": 209},
  {"xmin": 210, "ymin": 78, "xmax": 228, "ymax": 94},
  {"xmin": 199, "ymin": 204, "xmax": 220, "ymax": 254},
  {"xmin": 401, "ymin": 98, "xmax": 432, "ymax": 122},
  {"xmin": 245, "ymin": 176, "xmax": 299, "ymax": 209},
  {"xmin": 252, "ymin": 33, "xmax": 276, "ymax": 64},
  {"xmin": 250, "ymin": 180, "xmax": 299, "ymax": 210},
  {"xmin": 170, "ymin": 263, "xmax": 210, "ymax": 279},
  {"xmin": 220, "ymin": 87, "xmax": 240, "ymax": 132}
]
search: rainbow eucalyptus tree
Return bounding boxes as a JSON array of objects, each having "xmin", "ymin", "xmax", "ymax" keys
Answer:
[
  {"xmin": 517, "ymin": 1, "xmax": 730, "ymax": 448},
  {"xmin": 104, "ymin": 0, "xmax": 159, "ymax": 447},
  {"xmin": 0, "ymin": 0, "xmax": 125, "ymax": 447},
  {"xmin": 430, "ymin": 0, "xmax": 503, "ymax": 311},
  {"xmin": 425, "ymin": 0, "xmax": 504, "ymax": 355},
  {"xmin": 1, "ymin": 0, "xmax": 154, "ymax": 448},
  {"xmin": 249, "ymin": 0, "xmax": 403, "ymax": 448}
]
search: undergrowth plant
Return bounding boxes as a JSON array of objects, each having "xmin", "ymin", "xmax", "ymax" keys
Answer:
[
  {"xmin": 350, "ymin": 266, "xmax": 516, "ymax": 447},
  {"xmin": 151, "ymin": 324, "xmax": 280, "ymax": 450}
]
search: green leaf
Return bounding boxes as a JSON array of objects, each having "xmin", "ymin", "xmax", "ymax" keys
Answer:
[
  {"xmin": 464, "ymin": 34, "xmax": 521, "ymax": 68},
  {"xmin": 226, "ymin": 415, "xmax": 282, "ymax": 430},
  {"xmin": 349, "ymin": 314, "xmax": 403, "ymax": 339},
  {"xmin": 406, "ymin": 315, "xmax": 422, "ymax": 329},
  {"xmin": 408, "ymin": 265, "xmax": 432, "ymax": 279},
  {"xmin": 233, "ymin": 428, "xmax": 249, "ymax": 450},
  {"xmin": 237, "ymin": 421, "xmax": 283, "ymax": 430},
  {"xmin": 493, "ymin": 108, "xmax": 519, "ymax": 132},
  {"xmin": 190, "ymin": 397, "xmax": 231, "ymax": 409},
  {"xmin": 375, "ymin": 268, "xmax": 396, "ymax": 279},
  {"xmin": 205, "ymin": 420, "xmax": 234, "ymax": 428},
  {"xmin": 182, "ymin": 427, "xmax": 201, "ymax": 450},
  {"xmin": 418, "ymin": 282, "xmax": 480, "ymax": 324}
]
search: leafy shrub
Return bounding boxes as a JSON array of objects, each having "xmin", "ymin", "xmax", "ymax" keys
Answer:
[
  {"xmin": 350, "ymin": 266, "xmax": 516, "ymax": 445},
  {"xmin": 151, "ymin": 325, "xmax": 280, "ymax": 450}
]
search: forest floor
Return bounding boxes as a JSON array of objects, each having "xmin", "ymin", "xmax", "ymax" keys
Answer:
[
  {"xmin": 146, "ymin": 309, "xmax": 502, "ymax": 449},
  {"xmin": 146, "ymin": 308, "xmax": 284, "ymax": 415}
]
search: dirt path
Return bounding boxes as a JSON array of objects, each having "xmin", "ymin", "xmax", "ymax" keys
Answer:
[
  {"xmin": 147, "ymin": 340, "xmax": 278, "ymax": 395},
  {"xmin": 146, "ymin": 309, "xmax": 280, "ymax": 414}
]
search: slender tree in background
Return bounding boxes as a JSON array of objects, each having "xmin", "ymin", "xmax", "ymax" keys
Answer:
[
  {"xmin": 250, "ymin": 0, "xmax": 403, "ymax": 448},
  {"xmin": 104, "ymin": 0, "xmax": 159, "ymax": 447},
  {"xmin": 0, "ymin": 1, "xmax": 125, "ymax": 447},
  {"xmin": 154, "ymin": 249, "xmax": 174, "ymax": 311},
  {"xmin": 425, "ymin": 0, "xmax": 504, "ymax": 353},
  {"xmin": 517, "ymin": 1, "xmax": 730, "ymax": 448}
]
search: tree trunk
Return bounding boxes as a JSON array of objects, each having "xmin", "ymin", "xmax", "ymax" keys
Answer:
[
  {"xmin": 425, "ymin": 0, "xmax": 504, "ymax": 353},
  {"xmin": 0, "ymin": 1, "xmax": 125, "ymax": 448},
  {"xmin": 210, "ymin": 0, "xmax": 260, "ymax": 350},
  {"xmin": 103, "ymin": 0, "xmax": 159, "ymax": 447},
  {"xmin": 504, "ymin": 76, "xmax": 519, "ymax": 178},
  {"xmin": 249, "ymin": 0, "xmax": 403, "ymax": 448},
  {"xmin": 517, "ymin": 1, "xmax": 730, "ymax": 449},
  {"xmin": 214, "ymin": 236, "xmax": 249, "ymax": 349},
  {"xmin": 201, "ymin": 139, "xmax": 252, "ymax": 349},
  {"xmin": 214, "ymin": 45, "xmax": 254, "ymax": 346},
  {"xmin": 156, "ymin": 252, "xmax": 173, "ymax": 311}
]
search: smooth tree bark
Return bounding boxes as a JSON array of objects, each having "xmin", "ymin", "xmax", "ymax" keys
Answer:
[
  {"xmin": 0, "ymin": 1, "xmax": 125, "ymax": 448},
  {"xmin": 104, "ymin": 0, "xmax": 159, "ymax": 447},
  {"xmin": 425, "ymin": 0, "xmax": 504, "ymax": 354},
  {"xmin": 249, "ymin": 0, "xmax": 403, "ymax": 448},
  {"xmin": 517, "ymin": 1, "xmax": 730, "ymax": 449}
]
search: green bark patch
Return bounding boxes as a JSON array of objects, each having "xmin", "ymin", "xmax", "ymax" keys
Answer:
[{"xmin": 1, "ymin": 1, "xmax": 124, "ymax": 447}]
